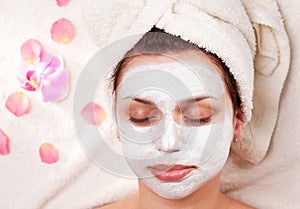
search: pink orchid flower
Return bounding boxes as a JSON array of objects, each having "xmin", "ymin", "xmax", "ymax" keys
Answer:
[{"xmin": 18, "ymin": 40, "xmax": 69, "ymax": 102}]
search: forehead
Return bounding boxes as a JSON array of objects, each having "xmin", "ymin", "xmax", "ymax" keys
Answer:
[
  {"xmin": 115, "ymin": 51, "xmax": 233, "ymax": 114},
  {"xmin": 121, "ymin": 50, "xmax": 225, "ymax": 79},
  {"xmin": 116, "ymin": 51, "xmax": 227, "ymax": 99},
  {"xmin": 116, "ymin": 52, "xmax": 230, "ymax": 105},
  {"xmin": 117, "ymin": 52, "xmax": 227, "ymax": 100}
]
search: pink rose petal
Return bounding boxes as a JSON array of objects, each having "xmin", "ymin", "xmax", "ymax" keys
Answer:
[
  {"xmin": 56, "ymin": 0, "xmax": 69, "ymax": 7},
  {"xmin": 0, "ymin": 129, "xmax": 9, "ymax": 155},
  {"xmin": 81, "ymin": 102, "xmax": 106, "ymax": 126},
  {"xmin": 39, "ymin": 143, "xmax": 59, "ymax": 164},
  {"xmin": 50, "ymin": 18, "xmax": 74, "ymax": 44},
  {"xmin": 20, "ymin": 39, "xmax": 42, "ymax": 64},
  {"xmin": 5, "ymin": 92, "xmax": 30, "ymax": 117}
]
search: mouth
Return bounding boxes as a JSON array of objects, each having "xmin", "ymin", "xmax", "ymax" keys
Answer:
[{"xmin": 147, "ymin": 164, "xmax": 197, "ymax": 182}]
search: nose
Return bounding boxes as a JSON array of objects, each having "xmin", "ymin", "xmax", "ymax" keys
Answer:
[{"xmin": 153, "ymin": 113, "xmax": 181, "ymax": 153}]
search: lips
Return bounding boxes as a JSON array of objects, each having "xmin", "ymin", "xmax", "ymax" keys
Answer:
[{"xmin": 148, "ymin": 164, "xmax": 197, "ymax": 182}]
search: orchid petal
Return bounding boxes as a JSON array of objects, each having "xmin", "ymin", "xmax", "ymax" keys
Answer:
[
  {"xmin": 56, "ymin": 0, "xmax": 69, "ymax": 7},
  {"xmin": 39, "ymin": 143, "xmax": 58, "ymax": 164},
  {"xmin": 18, "ymin": 66, "xmax": 42, "ymax": 91},
  {"xmin": 50, "ymin": 18, "xmax": 74, "ymax": 44},
  {"xmin": 41, "ymin": 66, "xmax": 69, "ymax": 102},
  {"xmin": 20, "ymin": 39, "xmax": 42, "ymax": 64},
  {"xmin": 18, "ymin": 68, "xmax": 41, "ymax": 91},
  {"xmin": 38, "ymin": 50, "xmax": 53, "ymax": 69},
  {"xmin": 18, "ymin": 58, "xmax": 38, "ymax": 81},
  {"xmin": 81, "ymin": 102, "xmax": 106, "ymax": 126},
  {"xmin": 18, "ymin": 59, "xmax": 30, "ymax": 80},
  {"xmin": 43, "ymin": 55, "xmax": 63, "ymax": 76},
  {"xmin": 18, "ymin": 51, "xmax": 52, "ymax": 91},
  {"xmin": 5, "ymin": 92, "xmax": 30, "ymax": 117},
  {"xmin": 0, "ymin": 129, "xmax": 9, "ymax": 155}
]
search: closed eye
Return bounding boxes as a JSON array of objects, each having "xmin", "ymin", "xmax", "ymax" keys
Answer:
[
  {"xmin": 183, "ymin": 116, "xmax": 212, "ymax": 126},
  {"xmin": 128, "ymin": 116, "xmax": 160, "ymax": 126},
  {"xmin": 129, "ymin": 117, "xmax": 150, "ymax": 123}
]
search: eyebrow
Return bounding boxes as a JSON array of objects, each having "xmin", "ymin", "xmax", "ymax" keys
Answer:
[
  {"xmin": 124, "ymin": 95, "xmax": 215, "ymax": 105},
  {"xmin": 131, "ymin": 97, "xmax": 156, "ymax": 105}
]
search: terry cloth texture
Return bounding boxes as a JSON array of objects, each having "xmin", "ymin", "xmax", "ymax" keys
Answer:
[{"xmin": 0, "ymin": 0, "xmax": 298, "ymax": 209}]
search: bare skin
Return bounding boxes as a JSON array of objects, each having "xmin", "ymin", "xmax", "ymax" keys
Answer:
[
  {"xmin": 95, "ymin": 51, "xmax": 255, "ymax": 209},
  {"xmin": 95, "ymin": 173, "xmax": 255, "ymax": 209}
]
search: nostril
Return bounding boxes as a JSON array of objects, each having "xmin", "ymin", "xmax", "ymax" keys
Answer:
[{"xmin": 154, "ymin": 135, "xmax": 181, "ymax": 153}]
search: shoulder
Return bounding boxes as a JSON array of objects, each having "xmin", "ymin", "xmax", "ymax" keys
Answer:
[
  {"xmin": 93, "ymin": 193, "xmax": 138, "ymax": 209},
  {"xmin": 229, "ymin": 198, "xmax": 257, "ymax": 209},
  {"xmin": 94, "ymin": 202, "xmax": 119, "ymax": 209}
]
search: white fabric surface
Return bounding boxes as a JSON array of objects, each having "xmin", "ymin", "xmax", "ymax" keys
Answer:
[{"xmin": 0, "ymin": 0, "xmax": 299, "ymax": 209}]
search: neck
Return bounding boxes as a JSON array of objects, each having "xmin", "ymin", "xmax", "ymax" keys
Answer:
[{"xmin": 135, "ymin": 173, "xmax": 230, "ymax": 209}]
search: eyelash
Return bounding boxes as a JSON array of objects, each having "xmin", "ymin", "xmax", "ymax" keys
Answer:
[
  {"xmin": 129, "ymin": 116, "xmax": 212, "ymax": 125},
  {"xmin": 129, "ymin": 117, "xmax": 155, "ymax": 124},
  {"xmin": 184, "ymin": 116, "xmax": 211, "ymax": 124},
  {"xmin": 183, "ymin": 116, "xmax": 211, "ymax": 125}
]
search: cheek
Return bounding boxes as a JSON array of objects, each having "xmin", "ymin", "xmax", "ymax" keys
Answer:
[
  {"xmin": 120, "ymin": 134, "xmax": 160, "ymax": 160},
  {"xmin": 182, "ymin": 123, "xmax": 233, "ymax": 161},
  {"xmin": 202, "ymin": 121, "xmax": 234, "ymax": 169},
  {"xmin": 120, "ymin": 139, "xmax": 162, "ymax": 178},
  {"xmin": 120, "ymin": 139, "xmax": 148, "ymax": 175}
]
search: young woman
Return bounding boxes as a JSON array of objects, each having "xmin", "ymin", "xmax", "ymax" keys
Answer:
[{"xmin": 96, "ymin": 27, "xmax": 256, "ymax": 209}]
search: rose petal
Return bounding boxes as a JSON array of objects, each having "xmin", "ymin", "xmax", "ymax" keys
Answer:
[
  {"xmin": 20, "ymin": 39, "xmax": 42, "ymax": 64},
  {"xmin": 56, "ymin": 0, "xmax": 69, "ymax": 7},
  {"xmin": 39, "ymin": 143, "xmax": 58, "ymax": 164},
  {"xmin": 50, "ymin": 18, "xmax": 74, "ymax": 44},
  {"xmin": 5, "ymin": 92, "xmax": 30, "ymax": 117},
  {"xmin": 81, "ymin": 102, "xmax": 106, "ymax": 125},
  {"xmin": 0, "ymin": 129, "xmax": 9, "ymax": 155},
  {"xmin": 41, "ymin": 66, "xmax": 69, "ymax": 102}
]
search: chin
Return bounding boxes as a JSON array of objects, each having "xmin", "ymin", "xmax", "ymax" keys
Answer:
[
  {"xmin": 153, "ymin": 185, "xmax": 201, "ymax": 200},
  {"xmin": 158, "ymin": 191, "xmax": 193, "ymax": 200},
  {"xmin": 143, "ymin": 176, "xmax": 207, "ymax": 200}
]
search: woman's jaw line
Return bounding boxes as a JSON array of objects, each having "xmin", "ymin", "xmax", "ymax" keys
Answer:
[{"xmin": 136, "ymin": 172, "xmax": 223, "ymax": 209}]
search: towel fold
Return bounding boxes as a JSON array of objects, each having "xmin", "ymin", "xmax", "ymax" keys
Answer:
[
  {"xmin": 0, "ymin": 0, "xmax": 295, "ymax": 209},
  {"xmin": 230, "ymin": 0, "xmax": 291, "ymax": 164}
]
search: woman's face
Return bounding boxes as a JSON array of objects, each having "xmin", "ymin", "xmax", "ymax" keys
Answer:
[{"xmin": 114, "ymin": 51, "xmax": 236, "ymax": 199}]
